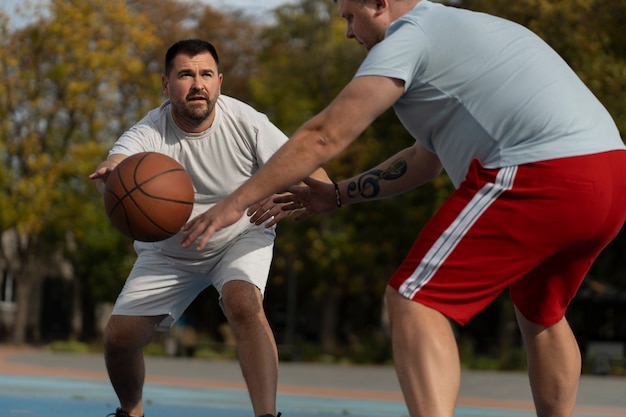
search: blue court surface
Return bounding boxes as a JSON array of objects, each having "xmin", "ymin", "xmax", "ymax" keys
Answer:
[
  {"xmin": 1, "ymin": 374, "xmax": 536, "ymax": 417},
  {"xmin": 2, "ymin": 374, "xmax": 623, "ymax": 417},
  {"xmin": 1, "ymin": 349, "xmax": 624, "ymax": 417}
]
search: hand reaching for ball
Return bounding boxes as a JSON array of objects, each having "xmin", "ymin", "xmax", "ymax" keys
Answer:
[{"xmin": 89, "ymin": 157, "xmax": 123, "ymax": 193}]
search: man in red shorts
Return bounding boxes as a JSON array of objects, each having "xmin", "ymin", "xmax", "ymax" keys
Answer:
[{"xmin": 181, "ymin": 1, "xmax": 626, "ymax": 416}]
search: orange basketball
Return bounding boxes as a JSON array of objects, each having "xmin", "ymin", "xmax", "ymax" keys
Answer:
[{"xmin": 104, "ymin": 152, "xmax": 194, "ymax": 242}]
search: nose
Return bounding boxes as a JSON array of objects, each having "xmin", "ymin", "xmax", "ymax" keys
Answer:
[
  {"xmin": 189, "ymin": 75, "xmax": 205, "ymax": 91},
  {"xmin": 345, "ymin": 24, "xmax": 355, "ymax": 39}
]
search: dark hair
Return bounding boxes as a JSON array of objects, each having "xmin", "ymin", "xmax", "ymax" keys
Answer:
[{"xmin": 164, "ymin": 39, "xmax": 219, "ymax": 75}]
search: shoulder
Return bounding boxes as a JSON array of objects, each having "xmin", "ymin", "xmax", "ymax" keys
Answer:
[
  {"xmin": 357, "ymin": 7, "xmax": 431, "ymax": 82},
  {"xmin": 218, "ymin": 95, "xmax": 264, "ymax": 118},
  {"xmin": 147, "ymin": 101, "xmax": 171, "ymax": 124},
  {"xmin": 216, "ymin": 95, "xmax": 278, "ymax": 131},
  {"xmin": 121, "ymin": 101, "xmax": 170, "ymax": 141},
  {"xmin": 216, "ymin": 95, "xmax": 288, "ymax": 148},
  {"xmin": 130, "ymin": 101, "xmax": 170, "ymax": 131}
]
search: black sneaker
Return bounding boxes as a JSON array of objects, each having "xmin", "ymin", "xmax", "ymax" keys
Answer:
[
  {"xmin": 258, "ymin": 414, "xmax": 282, "ymax": 417},
  {"xmin": 106, "ymin": 408, "xmax": 143, "ymax": 417}
]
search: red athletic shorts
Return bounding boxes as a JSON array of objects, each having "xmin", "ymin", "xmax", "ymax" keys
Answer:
[{"xmin": 389, "ymin": 150, "xmax": 626, "ymax": 326}]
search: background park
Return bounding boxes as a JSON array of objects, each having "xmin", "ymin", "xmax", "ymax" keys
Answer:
[{"xmin": 1, "ymin": 0, "xmax": 625, "ymax": 375}]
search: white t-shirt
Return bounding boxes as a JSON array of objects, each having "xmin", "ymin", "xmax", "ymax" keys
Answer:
[
  {"xmin": 356, "ymin": 0, "xmax": 625, "ymax": 187},
  {"xmin": 109, "ymin": 95, "xmax": 288, "ymax": 263}
]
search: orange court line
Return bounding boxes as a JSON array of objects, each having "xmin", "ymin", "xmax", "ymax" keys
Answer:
[{"xmin": 1, "ymin": 346, "xmax": 624, "ymax": 417}]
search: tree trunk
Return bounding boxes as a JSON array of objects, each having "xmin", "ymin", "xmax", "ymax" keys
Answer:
[
  {"xmin": 2, "ymin": 228, "xmax": 43, "ymax": 345},
  {"xmin": 70, "ymin": 277, "xmax": 83, "ymax": 339},
  {"xmin": 320, "ymin": 287, "xmax": 340, "ymax": 355},
  {"xmin": 13, "ymin": 275, "xmax": 32, "ymax": 345}
]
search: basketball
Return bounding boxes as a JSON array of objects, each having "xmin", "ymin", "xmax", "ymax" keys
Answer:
[{"xmin": 103, "ymin": 152, "xmax": 195, "ymax": 242}]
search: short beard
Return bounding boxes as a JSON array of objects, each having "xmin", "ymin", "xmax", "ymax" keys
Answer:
[{"xmin": 178, "ymin": 101, "xmax": 212, "ymax": 122}]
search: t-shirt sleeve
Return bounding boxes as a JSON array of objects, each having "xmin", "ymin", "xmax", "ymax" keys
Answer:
[
  {"xmin": 109, "ymin": 115, "xmax": 161, "ymax": 156},
  {"xmin": 355, "ymin": 19, "xmax": 428, "ymax": 92},
  {"xmin": 253, "ymin": 114, "xmax": 289, "ymax": 167}
]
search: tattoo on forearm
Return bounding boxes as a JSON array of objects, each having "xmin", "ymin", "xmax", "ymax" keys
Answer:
[{"xmin": 347, "ymin": 158, "xmax": 407, "ymax": 200}]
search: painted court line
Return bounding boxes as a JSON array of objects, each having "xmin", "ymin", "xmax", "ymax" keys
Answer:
[
  {"xmin": 1, "ymin": 374, "xmax": 621, "ymax": 417},
  {"xmin": 0, "ymin": 347, "xmax": 624, "ymax": 417},
  {"xmin": 0, "ymin": 374, "xmax": 530, "ymax": 417}
]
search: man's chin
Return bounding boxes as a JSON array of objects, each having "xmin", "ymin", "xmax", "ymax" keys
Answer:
[{"xmin": 184, "ymin": 107, "xmax": 211, "ymax": 121}]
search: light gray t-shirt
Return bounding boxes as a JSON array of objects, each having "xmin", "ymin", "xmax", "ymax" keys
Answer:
[
  {"xmin": 109, "ymin": 95, "xmax": 288, "ymax": 263},
  {"xmin": 356, "ymin": 0, "xmax": 624, "ymax": 187}
]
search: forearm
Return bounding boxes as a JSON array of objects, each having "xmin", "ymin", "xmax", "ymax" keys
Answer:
[{"xmin": 335, "ymin": 144, "xmax": 442, "ymax": 206}]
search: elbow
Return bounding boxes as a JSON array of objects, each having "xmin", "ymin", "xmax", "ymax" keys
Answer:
[{"xmin": 309, "ymin": 130, "xmax": 340, "ymax": 165}]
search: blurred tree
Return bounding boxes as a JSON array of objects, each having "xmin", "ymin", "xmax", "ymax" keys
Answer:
[
  {"xmin": 0, "ymin": 0, "xmax": 159, "ymax": 344},
  {"xmin": 0, "ymin": 0, "xmax": 275, "ymax": 345},
  {"xmin": 1, "ymin": 0, "xmax": 623, "ymax": 361},
  {"xmin": 126, "ymin": 0, "xmax": 260, "ymax": 102}
]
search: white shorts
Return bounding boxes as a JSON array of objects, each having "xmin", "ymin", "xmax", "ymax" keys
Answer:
[{"xmin": 112, "ymin": 230, "xmax": 275, "ymax": 331}]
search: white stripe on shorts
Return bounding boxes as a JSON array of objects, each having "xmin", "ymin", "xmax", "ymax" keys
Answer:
[{"xmin": 399, "ymin": 165, "xmax": 518, "ymax": 299}]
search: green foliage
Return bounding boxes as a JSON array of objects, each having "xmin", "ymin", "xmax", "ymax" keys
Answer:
[
  {"xmin": 192, "ymin": 346, "xmax": 238, "ymax": 360},
  {"xmin": 0, "ymin": 0, "xmax": 162, "ymax": 344},
  {"xmin": 1, "ymin": 0, "xmax": 625, "ymax": 362},
  {"xmin": 250, "ymin": 0, "xmax": 367, "ymax": 132},
  {"xmin": 143, "ymin": 342, "xmax": 166, "ymax": 357},
  {"xmin": 46, "ymin": 340, "xmax": 91, "ymax": 353}
]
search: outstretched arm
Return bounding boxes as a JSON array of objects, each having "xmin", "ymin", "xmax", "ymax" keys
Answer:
[{"xmin": 276, "ymin": 142, "xmax": 442, "ymax": 220}]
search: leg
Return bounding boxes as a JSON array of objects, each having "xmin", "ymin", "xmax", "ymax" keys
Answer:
[
  {"xmin": 104, "ymin": 314, "xmax": 165, "ymax": 417},
  {"xmin": 385, "ymin": 286, "xmax": 460, "ymax": 417},
  {"xmin": 221, "ymin": 280, "xmax": 278, "ymax": 417},
  {"xmin": 515, "ymin": 308, "xmax": 580, "ymax": 417}
]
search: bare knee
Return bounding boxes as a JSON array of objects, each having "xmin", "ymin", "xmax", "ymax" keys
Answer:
[
  {"xmin": 221, "ymin": 281, "xmax": 265, "ymax": 327},
  {"xmin": 104, "ymin": 315, "xmax": 162, "ymax": 354}
]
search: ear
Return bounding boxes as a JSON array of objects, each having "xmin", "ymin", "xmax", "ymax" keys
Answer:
[
  {"xmin": 373, "ymin": 0, "xmax": 389, "ymax": 15},
  {"xmin": 162, "ymin": 74, "xmax": 169, "ymax": 97}
]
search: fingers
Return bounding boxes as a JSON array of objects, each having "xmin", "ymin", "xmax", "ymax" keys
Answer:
[
  {"xmin": 180, "ymin": 216, "xmax": 214, "ymax": 250},
  {"xmin": 195, "ymin": 233, "xmax": 213, "ymax": 251},
  {"xmin": 88, "ymin": 168, "xmax": 106, "ymax": 180},
  {"xmin": 273, "ymin": 196, "xmax": 304, "ymax": 211},
  {"xmin": 247, "ymin": 194, "xmax": 300, "ymax": 227},
  {"xmin": 180, "ymin": 200, "xmax": 247, "ymax": 250},
  {"xmin": 248, "ymin": 205, "xmax": 284, "ymax": 226},
  {"xmin": 273, "ymin": 194, "xmax": 292, "ymax": 204},
  {"xmin": 88, "ymin": 166, "xmax": 115, "ymax": 181},
  {"xmin": 273, "ymin": 186, "xmax": 307, "ymax": 211}
]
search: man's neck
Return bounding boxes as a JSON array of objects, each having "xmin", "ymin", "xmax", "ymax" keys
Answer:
[{"xmin": 390, "ymin": 0, "xmax": 421, "ymax": 21}]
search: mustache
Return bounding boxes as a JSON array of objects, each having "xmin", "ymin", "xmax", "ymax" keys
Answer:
[{"xmin": 186, "ymin": 93, "xmax": 209, "ymax": 101}]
